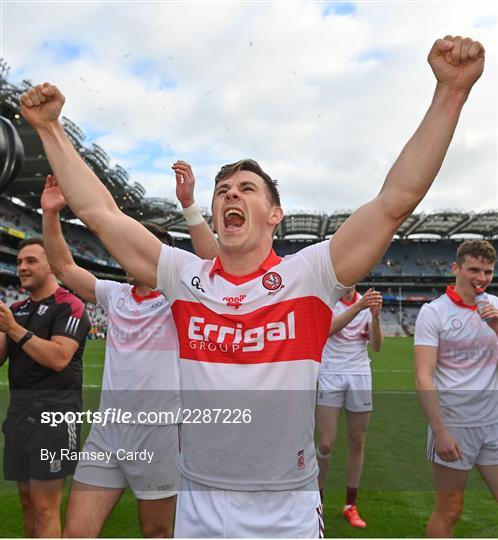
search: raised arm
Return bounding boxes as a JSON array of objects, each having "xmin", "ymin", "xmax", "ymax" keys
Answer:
[
  {"xmin": 368, "ymin": 294, "xmax": 384, "ymax": 352},
  {"xmin": 172, "ymin": 160, "xmax": 219, "ymax": 260},
  {"xmin": 329, "ymin": 289, "xmax": 382, "ymax": 335},
  {"xmin": 20, "ymin": 85, "xmax": 161, "ymax": 288},
  {"xmin": 331, "ymin": 36, "xmax": 485, "ymax": 286},
  {"xmin": 414, "ymin": 345, "xmax": 463, "ymax": 462},
  {"xmin": 41, "ymin": 175, "xmax": 97, "ymax": 304}
]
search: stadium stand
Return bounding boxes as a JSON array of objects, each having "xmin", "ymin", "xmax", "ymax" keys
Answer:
[{"xmin": 1, "ymin": 63, "xmax": 497, "ymax": 338}]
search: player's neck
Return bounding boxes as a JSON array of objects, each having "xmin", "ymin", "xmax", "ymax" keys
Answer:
[
  {"xmin": 29, "ymin": 277, "xmax": 59, "ymax": 302},
  {"xmin": 453, "ymin": 283, "xmax": 477, "ymax": 306},
  {"xmin": 134, "ymin": 284, "xmax": 153, "ymax": 296},
  {"xmin": 218, "ymin": 240, "xmax": 274, "ymax": 276}
]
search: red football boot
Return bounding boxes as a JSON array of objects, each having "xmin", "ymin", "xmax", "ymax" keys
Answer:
[{"xmin": 343, "ymin": 505, "xmax": 367, "ymax": 528}]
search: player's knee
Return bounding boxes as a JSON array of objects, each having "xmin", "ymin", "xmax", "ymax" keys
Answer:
[
  {"xmin": 31, "ymin": 492, "xmax": 59, "ymax": 514},
  {"xmin": 33, "ymin": 504, "xmax": 59, "ymax": 526},
  {"xmin": 348, "ymin": 434, "xmax": 366, "ymax": 453},
  {"xmin": 316, "ymin": 443, "xmax": 332, "ymax": 459},
  {"xmin": 436, "ymin": 493, "xmax": 464, "ymax": 523}
]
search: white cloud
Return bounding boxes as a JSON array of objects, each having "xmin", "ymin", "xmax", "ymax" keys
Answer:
[{"xmin": 3, "ymin": 1, "xmax": 496, "ymax": 214}]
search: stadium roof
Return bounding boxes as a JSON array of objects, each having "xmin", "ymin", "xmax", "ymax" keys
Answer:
[{"xmin": 1, "ymin": 65, "xmax": 497, "ymax": 239}]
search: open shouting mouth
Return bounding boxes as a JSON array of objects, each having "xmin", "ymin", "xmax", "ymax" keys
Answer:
[{"xmin": 224, "ymin": 208, "xmax": 245, "ymax": 230}]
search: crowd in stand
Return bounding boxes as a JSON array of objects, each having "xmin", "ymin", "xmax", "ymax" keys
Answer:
[{"xmin": 0, "ymin": 196, "xmax": 115, "ymax": 265}]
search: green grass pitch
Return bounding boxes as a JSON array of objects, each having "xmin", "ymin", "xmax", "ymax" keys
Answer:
[{"xmin": 0, "ymin": 338, "xmax": 497, "ymax": 537}]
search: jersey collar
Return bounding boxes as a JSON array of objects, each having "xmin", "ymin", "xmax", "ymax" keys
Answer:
[
  {"xmin": 209, "ymin": 249, "xmax": 282, "ymax": 285},
  {"xmin": 131, "ymin": 286, "xmax": 162, "ymax": 303},
  {"xmin": 340, "ymin": 291, "xmax": 359, "ymax": 307},
  {"xmin": 445, "ymin": 286, "xmax": 477, "ymax": 311}
]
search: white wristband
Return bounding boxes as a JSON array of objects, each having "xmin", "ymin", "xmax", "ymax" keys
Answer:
[{"xmin": 182, "ymin": 203, "xmax": 204, "ymax": 226}]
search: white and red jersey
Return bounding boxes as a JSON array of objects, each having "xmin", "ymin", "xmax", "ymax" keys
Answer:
[
  {"xmin": 95, "ymin": 280, "xmax": 180, "ymax": 424},
  {"xmin": 320, "ymin": 292, "xmax": 372, "ymax": 374},
  {"xmin": 414, "ymin": 286, "xmax": 498, "ymax": 428},
  {"xmin": 157, "ymin": 241, "xmax": 347, "ymax": 490}
]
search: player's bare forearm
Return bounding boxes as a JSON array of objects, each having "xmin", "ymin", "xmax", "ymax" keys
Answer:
[
  {"xmin": 42, "ymin": 209, "xmax": 76, "ymax": 276},
  {"xmin": 6, "ymin": 322, "xmax": 75, "ymax": 372},
  {"xmin": 174, "ymin": 160, "xmax": 219, "ymax": 260},
  {"xmin": 42, "ymin": 211, "xmax": 97, "ymax": 304},
  {"xmin": 369, "ymin": 316, "xmax": 383, "ymax": 352},
  {"xmin": 414, "ymin": 346, "xmax": 447, "ymax": 433},
  {"xmin": 331, "ymin": 88, "xmax": 467, "ymax": 286},
  {"xmin": 416, "ymin": 378, "xmax": 447, "ymax": 434},
  {"xmin": 21, "ymin": 84, "xmax": 161, "ymax": 288},
  {"xmin": 189, "ymin": 222, "xmax": 219, "ymax": 260},
  {"xmin": 379, "ymin": 84, "xmax": 467, "ymax": 219},
  {"xmin": 329, "ymin": 304, "xmax": 362, "ymax": 336},
  {"xmin": 37, "ymin": 121, "xmax": 117, "ymax": 228}
]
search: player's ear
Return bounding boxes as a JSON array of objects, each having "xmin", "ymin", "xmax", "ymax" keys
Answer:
[
  {"xmin": 268, "ymin": 206, "xmax": 283, "ymax": 227},
  {"xmin": 451, "ymin": 261, "xmax": 459, "ymax": 275}
]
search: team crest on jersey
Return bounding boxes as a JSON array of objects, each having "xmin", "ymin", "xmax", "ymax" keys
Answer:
[
  {"xmin": 297, "ymin": 449, "xmax": 305, "ymax": 470},
  {"xmin": 262, "ymin": 272, "xmax": 284, "ymax": 295},
  {"xmin": 451, "ymin": 319, "xmax": 463, "ymax": 329},
  {"xmin": 223, "ymin": 295, "xmax": 246, "ymax": 309},
  {"xmin": 117, "ymin": 298, "xmax": 125, "ymax": 310},
  {"xmin": 37, "ymin": 305, "xmax": 49, "ymax": 316},
  {"xmin": 49, "ymin": 459, "xmax": 62, "ymax": 473}
]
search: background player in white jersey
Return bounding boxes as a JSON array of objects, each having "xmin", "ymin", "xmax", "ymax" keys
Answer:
[
  {"xmin": 20, "ymin": 35, "xmax": 485, "ymax": 537},
  {"xmin": 40, "ymin": 173, "xmax": 217, "ymax": 537},
  {"xmin": 316, "ymin": 287, "xmax": 383, "ymax": 528},
  {"xmin": 414, "ymin": 240, "xmax": 498, "ymax": 538}
]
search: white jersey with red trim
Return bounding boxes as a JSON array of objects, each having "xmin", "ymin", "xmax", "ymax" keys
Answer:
[
  {"xmin": 414, "ymin": 289, "xmax": 498, "ymax": 428},
  {"xmin": 157, "ymin": 241, "xmax": 348, "ymax": 490},
  {"xmin": 95, "ymin": 280, "xmax": 180, "ymax": 424},
  {"xmin": 320, "ymin": 293, "xmax": 372, "ymax": 374}
]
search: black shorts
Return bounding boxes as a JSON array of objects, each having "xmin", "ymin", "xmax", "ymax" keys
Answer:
[{"xmin": 2, "ymin": 401, "xmax": 81, "ymax": 482}]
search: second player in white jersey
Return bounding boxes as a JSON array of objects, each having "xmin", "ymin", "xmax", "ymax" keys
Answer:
[
  {"xmin": 414, "ymin": 240, "xmax": 498, "ymax": 538},
  {"xmin": 95, "ymin": 279, "xmax": 181, "ymax": 420},
  {"xmin": 415, "ymin": 287, "xmax": 498, "ymax": 428},
  {"xmin": 316, "ymin": 287, "xmax": 383, "ymax": 528},
  {"xmin": 320, "ymin": 290, "xmax": 375, "ymax": 375}
]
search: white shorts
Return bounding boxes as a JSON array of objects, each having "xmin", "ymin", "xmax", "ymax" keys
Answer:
[
  {"xmin": 174, "ymin": 477, "xmax": 324, "ymax": 538},
  {"xmin": 427, "ymin": 423, "xmax": 498, "ymax": 470},
  {"xmin": 317, "ymin": 373, "xmax": 372, "ymax": 412},
  {"xmin": 73, "ymin": 423, "xmax": 180, "ymax": 499}
]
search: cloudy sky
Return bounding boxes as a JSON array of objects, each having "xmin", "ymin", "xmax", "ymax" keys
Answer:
[{"xmin": 1, "ymin": 1, "xmax": 496, "ymax": 215}]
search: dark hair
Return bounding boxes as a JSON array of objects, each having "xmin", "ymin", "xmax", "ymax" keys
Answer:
[
  {"xmin": 215, "ymin": 159, "xmax": 281, "ymax": 206},
  {"xmin": 142, "ymin": 222, "xmax": 174, "ymax": 247},
  {"xmin": 456, "ymin": 240, "xmax": 496, "ymax": 265},
  {"xmin": 18, "ymin": 237, "xmax": 44, "ymax": 250}
]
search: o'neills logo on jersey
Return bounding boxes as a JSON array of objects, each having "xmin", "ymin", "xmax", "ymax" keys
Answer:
[
  {"xmin": 171, "ymin": 297, "xmax": 332, "ymax": 364},
  {"xmin": 223, "ymin": 294, "xmax": 246, "ymax": 309},
  {"xmin": 188, "ymin": 311, "xmax": 295, "ymax": 353}
]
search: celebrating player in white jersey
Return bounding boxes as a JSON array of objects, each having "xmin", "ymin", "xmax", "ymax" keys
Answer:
[
  {"xmin": 414, "ymin": 240, "xmax": 498, "ymax": 538},
  {"xmin": 21, "ymin": 35, "xmax": 485, "ymax": 537},
  {"xmin": 40, "ymin": 173, "xmax": 217, "ymax": 537},
  {"xmin": 316, "ymin": 287, "xmax": 383, "ymax": 528}
]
